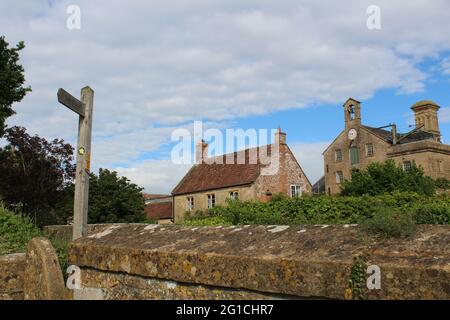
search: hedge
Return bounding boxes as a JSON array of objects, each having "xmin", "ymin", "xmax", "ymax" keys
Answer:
[{"xmin": 184, "ymin": 192, "xmax": 450, "ymax": 226}]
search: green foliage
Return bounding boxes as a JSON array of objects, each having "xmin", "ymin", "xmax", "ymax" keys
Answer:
[
  {"xmin": 0, "ymin": 126, "xmax": 76, "ymax": 227},
  {"xmin": 347, "ymin": 254, "xmax": 368, "ymax": 300},
  {"xmin": 50, "ymin": 238, "xmax": 69, "ymax": 279},
  {"xmin": 435, "ymin": 178, "xmax": 450, "ymax": 190},
  {"xmin": 56, "ymin": 168, "xmax": 146, "ymax": 224},
  {"xmin": 341, "ymin": 160, "xmax": 436, "ymax": 196},
  {"xmin": 184, "ymin": 192, "xmax": 449, "ymax": 227},
  {"xmin": 361, "ymin": 207, "xmax": 417, "ymax": 238},
  {"xmin": 0, "ymin": 203, "xmax": 42, "ymax": 255},
  {"xmin": 0, "ymin": 202, "xmax": 69, "ymax": 277},
  {"xmin": 0, "ymin": 36, "xmax": 31, "ymax": 136}
]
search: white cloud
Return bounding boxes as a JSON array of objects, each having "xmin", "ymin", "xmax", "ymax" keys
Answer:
[
  {"xmin": 290, "ymin": 141, "xmax": 330, "ymax": 184},
  {"xmin": 2, "ymin": 0, "xmax": 450, "ymax": 185},
  {"xmin": 441, "ymin": 107, "xmax": 450, "ymax": 124},
  {"xmin": 115, "ymin": 160, "xmax": 192, "ymax": 194},
  {"xmin": 442, "ymin": 58, "xmax": 450, "ymax": 75}
]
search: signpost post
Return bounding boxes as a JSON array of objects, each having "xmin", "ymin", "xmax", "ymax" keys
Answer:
[{"xmin": 57, "ymin": 86, "xmax": 94, "ymax": 240}]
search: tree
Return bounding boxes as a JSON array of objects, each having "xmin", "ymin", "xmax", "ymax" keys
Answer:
[
  {"xmin": 0, "ymin": 36, "xmax": 31, "ymax": 136},
  {"xmin": 0, "ymin": 126, "xmax": 76, "ymax": 226},
  {"xmin": 340, "ymin": 160, "xmax": 436, "ymax": 196},
  {"xmin": 56, "ymin": 169, "xmax": 146, "ymax": 224}
]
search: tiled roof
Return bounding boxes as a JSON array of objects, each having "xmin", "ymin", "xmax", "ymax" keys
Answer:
[
  {"xmin": 143, "ymin": 193, "xmax": 171, "ymax": 201},
  {"xmin": 145, "ymin": 201, "xmax": 172, "ymax": 220},
  {"xmin": 362, "ymin": 125, "xmax": 435, "ymax": 144},
  {"xmin": 172, "ymin": 145, "xmax": 273, "ymax": 195}
]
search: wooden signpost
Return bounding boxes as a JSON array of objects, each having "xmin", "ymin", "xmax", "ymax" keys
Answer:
[{"xmin": 57, "ymin": 86, "xmax": 94, "ymax": 240}]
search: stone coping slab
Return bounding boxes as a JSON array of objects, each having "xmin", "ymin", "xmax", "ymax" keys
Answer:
[{"xmin": 68, "ymin": 224, "xmax": 450, "ymax": 299}]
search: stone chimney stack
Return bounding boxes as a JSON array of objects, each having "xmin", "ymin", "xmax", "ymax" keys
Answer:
[
  {"xmin": 195, "ymin": 139, "xmax": 208, "ymax": 164},
  {"xmin": 411, "ymin": 100, "xmax": 441, "ymax": 142},
  {"xmin": 274, "ymin": 127, "xmax": 286, "ymax": 145}
]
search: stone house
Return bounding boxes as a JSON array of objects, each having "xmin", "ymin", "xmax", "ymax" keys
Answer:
[
  {"xmin": 171, "ymin": 129, "xmax": 312, "ymax": 222},
  {"xmin": 323, "ymin": 98, "xmax": 450, "ymax": 195}
]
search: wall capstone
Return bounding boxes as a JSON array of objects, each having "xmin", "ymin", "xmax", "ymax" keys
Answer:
[{"xmin": 68, "ymin": 224, "xmax": 450, "ymax": 300}]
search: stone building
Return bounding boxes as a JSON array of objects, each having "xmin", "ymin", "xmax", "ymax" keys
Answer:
[
  {"xmin": 171, "ymin": 129, "xmax": 312, "ymax": 222},
  {"xmin": 323, "ymin": 98, "xmax": 450, "ymax": 195}
]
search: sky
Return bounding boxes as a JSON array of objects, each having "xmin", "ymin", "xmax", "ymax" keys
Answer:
[{"xmin": 1, "ymin": 0, "xmax": 449, "ymax": 193}]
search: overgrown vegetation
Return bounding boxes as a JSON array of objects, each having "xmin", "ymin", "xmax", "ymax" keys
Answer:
[
  {"xmin": 0, "ymin": 203, "xmax": 69, "ymax": 274},
  {"xmin": 361, "ymin": 207, "xmax": 417, "ymax": 238},
  {"xmin": 0, "ymin": 203, "xmax": 42, "ymax": 255},
  {"xmin": 346, "ymin": 254, "xmax": 368, "ymax": 300},
  {"xmin": 185, "ymin": 192, "xmax": 449, "ymax": 226},
  {"xmin": 435, "ymin": 178, "xmax": 450, "ymax": 191},
  {"xmin": 341, "ymin": 160, "xmax": 437, "ymax": 196}
]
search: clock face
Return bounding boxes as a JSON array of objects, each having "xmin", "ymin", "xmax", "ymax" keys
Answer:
[{"xmin": 348, "ymin": 129, "xmax": 357, "ymax": 140}]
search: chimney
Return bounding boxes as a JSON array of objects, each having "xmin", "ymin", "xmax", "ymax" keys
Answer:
[
  {"xmin": 274, "ymin": 127, "xmax": 286, "ymax": 145},
  {"xmin": 195, "ymin": 139, "xmax": 208, "ymax": 164},
  {"xmin": 391, "ymin": 123, "xmax": 397, "ymax": 145},
  {"xmin": 411, "ymin": 100, "xmax": 441, "ymax": 142}
]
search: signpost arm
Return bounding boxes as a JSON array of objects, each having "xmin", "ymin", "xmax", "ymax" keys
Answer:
[{"xmin": 73, "ymin": 86, "xmax": 94, "ymax": 240}]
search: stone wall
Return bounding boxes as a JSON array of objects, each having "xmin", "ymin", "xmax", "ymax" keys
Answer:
[
  {"xmin": 0, "ymin": 253, "xmax": 26, "ymax": 300},
  {"xmin": 67, "ymin": 224, "xmax": 450, "ymax": 300},
  {"xmin": 0, "ymin": 238, "xmax": 67, "ymax": 300}
]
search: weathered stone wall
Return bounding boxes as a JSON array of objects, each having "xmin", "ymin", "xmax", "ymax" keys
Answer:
[
  {"xmin": 0, "ymin": 253, "xmax": 26, "ymax": 300},
  {"xmin": 44, "ymin": 223, "xmax": 144, "ymax": 242},
  {"xmin": 68, "ymin": 224, "xmax": 450, "ymax": 300},
  {"xmin": 0, "ymin": 238, "xmax": 67, "ymax": 300}
]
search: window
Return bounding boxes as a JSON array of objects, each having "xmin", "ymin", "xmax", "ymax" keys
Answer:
[
  {"xmin": 290, "ymin": 185, "xmax": 301, "ymax": 197},
  {"xmin": 403, "ymin": 161, "xmax": 412, "ymax": 172},
  {"xmin": 229, "ymin": 191, "xmax": 239, "ymax": 200},
  {"xmin": 186, "ymin": 197, "xmax": 194, "ymax": 211},
  {"xmin": 326, "ymin": 165, "xmax": 329, "ymax": 173},
  {"xmin": 207, "ymin": 194, "xmax": 215, "ymax": 209},
  {"xmin": 336, "ymin": 171, "xmax": 344, "ymax": 184},
  {"xmin": 348, "ymin": 105, "xmax": 356, "ymax": 120},
  {"xmin": 366, "ymin": 143, "xmax": 374, "ymax": 157},
  {"xmin": 335, "ymin": 149, "xmax": 343, "ymax": 162},
  {"xmin": 349, "ymin": 147, "xmax": 359, "ymax": 165}
]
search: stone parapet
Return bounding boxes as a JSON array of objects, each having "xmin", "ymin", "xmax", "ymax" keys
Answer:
[{"xmin": 67, "ymin": 224, "xmax": 450, "ymax": 300}]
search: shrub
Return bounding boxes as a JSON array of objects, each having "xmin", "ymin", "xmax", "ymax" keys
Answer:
[
  {"xmin": 341, "ymin": 160, "xmax": 436, "ymax": 196},
  {"xmin": 183, "ymin": 192, "xmax": 449, "ymax": 227},
  {"xmin": 435, "ymin": 178, "xmax": 450, "ymax": 190},
  {"xmin": 361, "ymin": 207, "xmax": 417, "ymax": 238},
  {"xmin": 0, "ymin": 203, "xmax": 42, "ymax": 255}
]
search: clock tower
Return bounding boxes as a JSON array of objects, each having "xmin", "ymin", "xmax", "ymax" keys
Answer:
[{"xmin": 343, "ymin": 98, "xmax": 361, "ymax": 129}]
